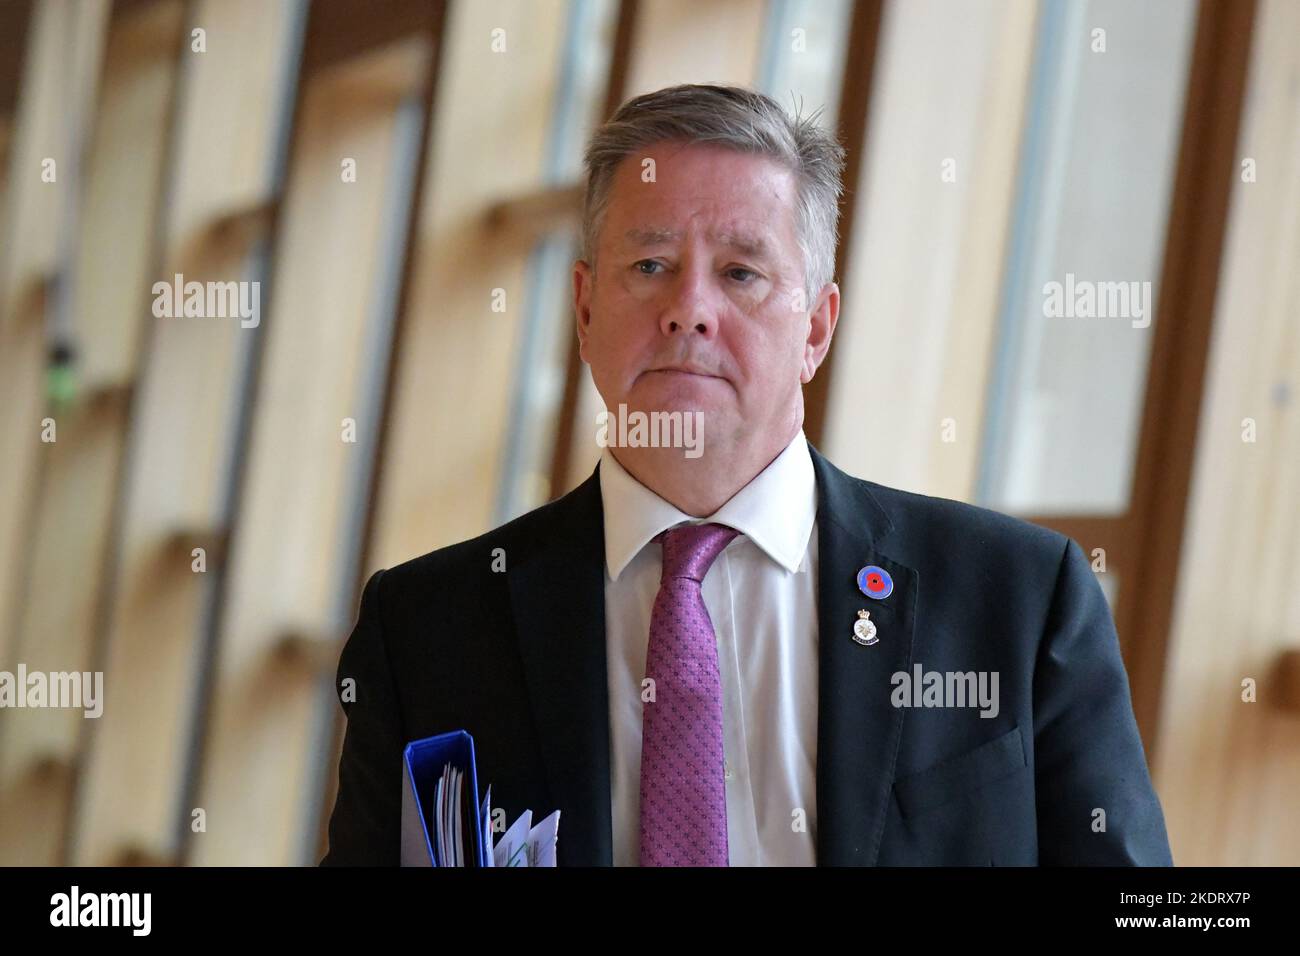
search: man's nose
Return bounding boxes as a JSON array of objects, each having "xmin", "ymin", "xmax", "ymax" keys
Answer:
[{"xmin": 658, "ymin": 269, "xmax": 719, "ymax": 339}]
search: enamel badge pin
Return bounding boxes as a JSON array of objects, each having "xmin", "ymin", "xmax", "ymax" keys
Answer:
[
  {"xmin": 856, "ymin": 564, "xmax": 894, "ymax": 600},
  {"xmin": 852, "ymin": 564, "xmax": 891, "ymax": 646},
  {"xmin": 852, "ymin": 609, "xmax": 879, "ymax": 646}
]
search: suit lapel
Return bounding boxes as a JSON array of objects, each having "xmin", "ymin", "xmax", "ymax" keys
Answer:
[
  {"xmin": 809, "ymin": 445, "xmax": 918, "ymax": 865},
  {"xmin": 508, "ymin": 469, "xmax": 614, "ymax": 866}
]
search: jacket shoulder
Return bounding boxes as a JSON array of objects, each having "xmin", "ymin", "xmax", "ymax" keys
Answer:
[
  {"xmin": 374, "ymin": 473, "xmax": 600, "ymax": 598},
  {"xmin": 856, "ymin": 475, "xmax": 1070, "ymax": 568}
]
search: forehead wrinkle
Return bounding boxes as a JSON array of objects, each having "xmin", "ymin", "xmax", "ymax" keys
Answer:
[{"xmin": 621, "ymin": 225, "xmax": 775, "ymax": 260}]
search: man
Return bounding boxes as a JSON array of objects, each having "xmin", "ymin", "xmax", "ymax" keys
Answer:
[{"xmin": 321, "ymin": 84, "xmax": 1172, "ymax": 866}]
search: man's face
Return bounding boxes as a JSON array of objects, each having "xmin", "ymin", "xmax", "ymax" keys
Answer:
[{"xmin": 574, "ymin": 140, "xmax": 837, "ymax": 457}]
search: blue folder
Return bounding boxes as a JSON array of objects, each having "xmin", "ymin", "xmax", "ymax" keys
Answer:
[{"xmin": 400, "ymin": 729, "xmax": 487, "ymax": 867}]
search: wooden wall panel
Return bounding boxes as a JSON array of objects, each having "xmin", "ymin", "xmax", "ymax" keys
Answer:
[
  {"xmin": 0, "ymin": 0, "xmax": 109, "ymax": 682},
  {"xmin": 0, "ymin": 399, "xmax": 130, "ymax": 866},
  {"xmin": 368, "ymin": 0, "xmax": 571, "ymax": 569},
  {"xmin": 623, "ymin": 0, "xmax": 765, "ymax": 96},
  {"xmin": 822, "ymin": 0, "xmax": 1036, "ymax": 500},
  {"xmin": 70, "ymin": 0, "xmax": 308, "ymax": 866},
  {"xmin": 0, "ymin": 0, "xmax": 37, "ymax": 238},
  {"xmin": 190, "ymin": 35, "xmax": 431, "ymax": 866},
  {"xmin": 0, "ymin": 0, "xmax": 183, "ymax": 859},
  {"xmin": 0, "ymin": 0, "xmax": 114, "ymax": 868},
  {"xmin": 1154, "ymin": 0, "xmax": 1300, "ymax": 866}
]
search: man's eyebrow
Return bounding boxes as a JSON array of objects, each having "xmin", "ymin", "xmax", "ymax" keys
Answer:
[
  {"xmin": 621, "ymin": 227, "xmax": 773, "ymax": 259},
  {"xmin": 624, "ymin": 227, "xmax": 682, "ymax": 247},
  {"xmin": 715, "ymin": 231, "xmax": 772, "ymax": 259}
]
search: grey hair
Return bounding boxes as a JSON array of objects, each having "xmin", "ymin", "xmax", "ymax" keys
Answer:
[{"xmin": 580, "ymin": 83, "xmax": 847, "ymax": 299}]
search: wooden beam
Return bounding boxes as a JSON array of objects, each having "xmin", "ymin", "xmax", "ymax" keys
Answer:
[
  {"xmin": 311, "ymin": 0, "xmax": 449, "ymax": 865},
  {"xmin": 548, "ymin": 0, "xmax": 640, "ymax": 501},
  {"xmin": 1272, "ymin": 650, "xmax": 1300, "ymax": 713},
  {"xmin": 1117, "ymin": 0, "xmax": 1258, "ymax": 761},
  {"xmin": 801, "ymin": 0, "xmax": 885, "ymax": 448},
  {"xmin": 0, "ymin": 0, "xmax": 35, "ymax": 120},
  {"xmin": 301, "ymin": 0, "xmax": 439, "ymax": 79},
  {"xmin": 483, "ymin": 182, "xmax": 583, "ymax": 245}
]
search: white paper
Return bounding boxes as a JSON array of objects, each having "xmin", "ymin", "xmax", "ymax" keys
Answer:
[
  {"xmin": 434, "ymin": 770, "xmax": 445, "ymax": 866},
  {"xmin": 494, "ymin": 810, "xmax": 533, "ymax": 867},
  {"xmin": 452, "ymin": 768, "xmax": 463, "ymax": 867},
  {"xmin": 526, "ymin": 810, "xmax": 560, "ymax": 867}
]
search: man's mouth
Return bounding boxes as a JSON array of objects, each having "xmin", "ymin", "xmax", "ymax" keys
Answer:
[{"xmin": 645, "ymin": 365, "xmax": 724, "ymax": 380}]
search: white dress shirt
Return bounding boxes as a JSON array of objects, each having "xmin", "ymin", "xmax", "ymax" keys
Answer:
[{"xmin": 599, "ymin": 429, "xmax": 820, "ymax": 866}]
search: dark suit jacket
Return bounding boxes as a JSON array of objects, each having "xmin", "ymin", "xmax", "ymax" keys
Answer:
[{"xmin": 321, "ymin": 444, "xmax": 1173, "ymax": 865}]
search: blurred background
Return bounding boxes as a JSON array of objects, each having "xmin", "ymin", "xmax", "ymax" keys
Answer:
[{"xmin": 0, "ymin": 0, "xmax": 1295, "ymax": 866}]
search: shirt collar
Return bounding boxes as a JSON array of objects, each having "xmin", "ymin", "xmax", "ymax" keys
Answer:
[{"xmin": 598, "ymin": 429, "xmax": 817, "ymax": 581}]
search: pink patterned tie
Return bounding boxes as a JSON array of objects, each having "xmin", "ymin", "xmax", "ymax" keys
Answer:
[{"xmin": 639, "ymin": 521, "xmax": 740, "ymax": 867}]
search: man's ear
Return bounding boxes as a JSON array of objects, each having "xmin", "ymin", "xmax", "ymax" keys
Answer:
[
  {"xmin": 574, "ymin": 258, "xmax": 594, "ymax": 361},
  {"xmin": 801, "ymin": 282, "xmax": 840, "ymax": 383}
]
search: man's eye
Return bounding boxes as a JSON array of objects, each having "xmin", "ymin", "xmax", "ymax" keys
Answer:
[
  {"xmin": 727, "ymin": 267, "xmax": 759, "ymax": 282},
  {"xmin": 634, "ymin": 260, "xmax": 663, "ymax": 275}
]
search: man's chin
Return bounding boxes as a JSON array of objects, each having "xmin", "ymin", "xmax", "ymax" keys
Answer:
[
  {"xmin": 600, "ymin": 393, "xmax": 722, "ymax": 462},
  {"xmin": 621, "ymin": 398, "xmax": 715, "ymax": 421},
  {"xmin": 630, "ymin": 374, "xmax": 729, "ymax": 409}
]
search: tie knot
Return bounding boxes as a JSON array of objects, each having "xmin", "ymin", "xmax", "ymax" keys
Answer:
[{"xmin": 656, "ymin": 522, "xmax": 740, "ymax": 584}]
